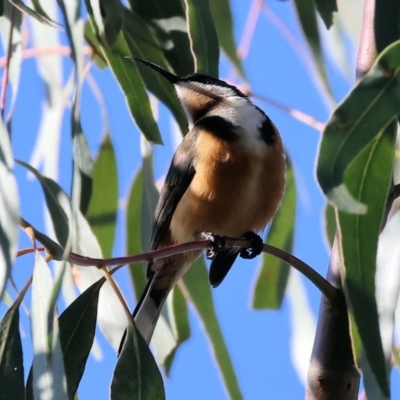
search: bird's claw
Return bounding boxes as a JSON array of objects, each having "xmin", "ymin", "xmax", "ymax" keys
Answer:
[
  {"xmin": 199, "ymin": 232, "xmax": 226, "ymax": 260},
  {"xmin": 240, "ymin": 231, "xmax": 264, "ymax": 259}
]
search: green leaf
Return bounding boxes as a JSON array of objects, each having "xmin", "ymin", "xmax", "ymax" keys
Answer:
[
  {"xmin": 163, "ymin": 285, "xmax": 190, "ymax": 373},
  {"xmin": 183, "ymin": 0, "xmax": 219, "ymax": 77},
  {"xmin": 317, "ymin": 41, "xmax": 400, "ymax": 213},
  {"xmin": 9, "ymin": 0, "xmax": 56, "ymax": 26},
  {"xmin": 314, "ymin": 0, "xmax": 337, "ymax": 30},
  {"xmin": 59, "ymin": 279, "xmax": 105, "ymax": 400},
  {"xmin": 292, "ymin": 0, "xmax": 331, "ymax": 98},
  {"xmin": 84, "ymin": 0, "xmax": 123, "ymax": 46},
  {"xmin": 0, "ymin": 305, "xmax": 25, "ymax": 400},
  {"xmin": 324, "ymin": 203, "xmax": 336, "ymax": 247},
  {"xmin": 182, "ymin": 258, "xmax": 243, "ymax": 400},
  {"xmin": 84, "ymin": 20, "xmax": 108, "ymax": 68},
  {"xmin": 122, "ymin": 8, "xmax": 188, "ymax": 134},
  {"xmin": 126, "ymin": 170, "xmax": 147, "ymax": 300},
  {"xmin": 337, "ymin": 128, "xmax": 395, "ymax": 397},
  {"xmin": 87, "ymin": 19, "xmax": 163, "ymax": 144},
  {"xmin": 87, "ymin": 135, "xmax": 118, "ymax": 259},
  {"xmin": 209, "ymin": 0, "xmax": 245, "ymax": 78},
  {"xmin": 252, "ymin": 161, "xmax": 296, "ymax": 310},
  {"xmin": 16, "ymin": 160, "xmax": 70, "ymax": 247},
  {"xmin": 127, "ymin": 0, "xmax": 194, "ymax": 76},
  {"xmin": 0, "ymin": 120, "xmax": 19, "ymax": 300},
  {"xmin": 110, "ymin": 321, "xmax": 165, "ymax": 400}
]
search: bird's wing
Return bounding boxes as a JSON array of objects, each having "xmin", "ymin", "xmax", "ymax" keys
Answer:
[{"xmin": 151, "ymin": 130, "xmax": 197, "ymax": 251}]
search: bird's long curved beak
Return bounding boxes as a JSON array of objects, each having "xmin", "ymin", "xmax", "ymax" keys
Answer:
[{"xmin": 135, "ymin": 59, "xmax": 180, "ymax": 84}]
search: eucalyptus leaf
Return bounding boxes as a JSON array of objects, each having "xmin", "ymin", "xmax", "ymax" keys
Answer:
[
  {"xmin": 337, "ymin": 128, "xmax": 395, "ymax": 396},
  {"xmin": 252, "ymin": 161, "xmax": 296, "ymax": 310},
  {"xmin": 182, "ymin": 258, "xmax": 243, "ymax": 400},
  {"xmin": 183, "ymin": 0, "xmax": 219, "ymax": 77},
  {"xmin": 317, "ymin": 41, "xmax": 400, "ymax": 212},
  {"xmin": 86, "ymin": 135, "xmax": 118, "ymax": 258},
  {"xmin": 111, "ymin": 321, "xmax": 165, "ymax": 400}
]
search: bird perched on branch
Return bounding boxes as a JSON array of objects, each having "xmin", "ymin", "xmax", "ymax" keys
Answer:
[{"xmin": 122, "ymin": 59, "xmax": 285, "ymax": 347}]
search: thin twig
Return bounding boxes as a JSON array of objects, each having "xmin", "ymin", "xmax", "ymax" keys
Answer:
[
  {"xmin": 0, "ymin": 46, "xmax": 93, "ymax": 69},
  {"xmin": 251, "ymin": 91, "xmax": 325, "ymax": 131},
  {"xmin": 100, "ymin": 266, "xmax": 134, "ymax": 324},
  {"xmin": 17, "ymin": 247, "xmax": 45, "ymax": 257}
]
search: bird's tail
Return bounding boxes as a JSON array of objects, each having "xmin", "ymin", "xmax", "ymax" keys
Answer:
[{"xmin": 132, "ymin": 275, "xmax": 169, "ymax": 345}]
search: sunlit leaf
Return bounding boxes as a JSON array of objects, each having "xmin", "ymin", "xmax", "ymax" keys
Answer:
[
  {"xmin": 29, "ymin": 252, "xmax": 68, "ymax": 400},
  {"xmin": 337, "ymin": 127, "xmax": 395, "ymax": 396},
  {"xmin": 209, "ymin": 0, "xmax": 245, "ymax": 78},
  {"xmin": 0, "ymin": 2, "xmax": 22, "ymax": 121},
  {"xmin": 59, "ymin": 279, "xmax": 104, "ymax": 399},
  {"xmin": 111, "ymin": 321, "xmax": 165, "ymax": 400},
  {"xmin": 126, "ymin": 170, "xmax": 147, "ymax": 300},
  {"xmin": 59, "ymin": 0, "xmax": 93, "ymax": 215},
  {"xmin": 252, "ymin": 161, "xmax": 296, "ymax": 310},
  {"xmin": 317, "ymin": 41, "xmax": 400, "ymax": 213},
  {"xmin": 182, "ymin": 258, "xmax": 243, "ymax": 400},
  {"xmin": 87, "ymin": 135, "xmax": 118, "ymax": 258},
  {"xmin": 183, "ymin": 0, "xmax": 219, "ymax": 77},
  {"xmin": 84, "ymin": 0, "xmax": 123, "ymax": 46},
  {"xmin": 0, "ymin": 121, "xmax": 19, "ymax": 299}
]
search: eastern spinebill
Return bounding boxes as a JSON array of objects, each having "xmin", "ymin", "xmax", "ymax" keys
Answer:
[{"xmin": 123, "ymin": 59, "xmax": 286, "ymax": 346}]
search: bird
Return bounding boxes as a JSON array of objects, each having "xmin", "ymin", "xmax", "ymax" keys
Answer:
[{"xmin": 126, "ymin": 59, "xmax": 286, "ymax": 346}]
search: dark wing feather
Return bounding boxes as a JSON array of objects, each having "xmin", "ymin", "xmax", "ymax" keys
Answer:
[
  {"xmin": 151, "ymin": 130, "xmax": 197, "ymax": 251},
  {"xmin": 209, "ymin": 249, "xmax": 240, "ymax": 287}
]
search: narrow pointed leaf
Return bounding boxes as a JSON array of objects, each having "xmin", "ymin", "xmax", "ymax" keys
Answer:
[
  {"xmin": 182, "ymin": 258, "xmax": 243, "ymax": 400},
  {"xmin": 127, "ymin": 0, "xmax": 194, "ymax": 76},
  {"xmin": 9, "ymin": 0, "xmax": 55, "ymax": 26},
  {"xmin": 87, "ymin": 135, "xmax": 118, "ymax": 258},
  {"xmin": 0, "ymin": 305, "xmax": 24, "ymax": 400},
  {"xmin": 122, "ymin": 8, "xmax": 188, "ymax": 133},
  {"xmin": 86, "ymin": 20, "xmax": 163, "ymax": 144},
  {"xmin": 29, "ymin": 252, "xmax": 68, "ymax": 400},
  {"xmin": 252, "ymin": 161, "xmax": 296, "ymax": 310},
  {"xmin": 126, "ymin": 170, "xmax": 147, "ymax": 300},
  {"xmin": 293, "ymin": 0, "xmax": 331, "ymax": 96},
  {"xmin": 59, "ymin": 279, "xmax": 105, "ymax": 399},
  {"xmin": 317, "ymin": 41, "xmax": 400, "ymax": 212},
  {"xmin": 111, "ymin": 321, "xmax": 165, "ymax": 400},
  {"xmin": 337, "ymin": 128, "xmax": 395, "ymax": 397},
  {"xmin": 324, "ymin": 203, "xmax": 336, "ymax": 247},
  {"xmin": 209, "ymin": 0, "xmax": 245, "ymax": 78},
  {"xmin": 59, "ymin": 0, "xmax": 93, "ymax": 215},
  {"xmin": 0, "ymin": 2, "xmax": 22, "ymax": 121},
  {"xmin": 183, "ymin": 0, "xmax": 219, "ymax": 77},
  {"xmin": 0, "ymin": 121, "xmax": 19, "ymax": 299},
  {"xmin": 84, "ymin": 0, "xmax": 123, "ymax": 46}
]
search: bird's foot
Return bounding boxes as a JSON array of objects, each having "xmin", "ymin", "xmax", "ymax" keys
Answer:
[
  {"xmin": 199, "ymin": 231, "xmax": 226, "ymax": 260},
  {"xmin": 240, "ymin": 231, "xmax": 264, "ymax": 259}
]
